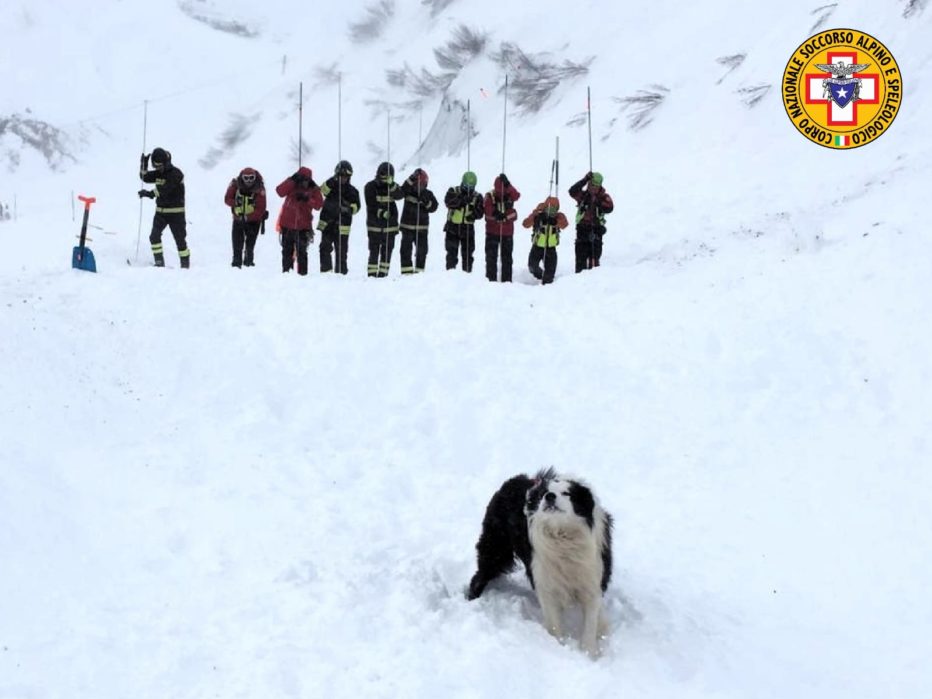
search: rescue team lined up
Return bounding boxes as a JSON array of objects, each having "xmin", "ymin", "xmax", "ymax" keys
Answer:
[{"xmin": 139, "ymin": 149, "xmax": 614, "ymax": 284}]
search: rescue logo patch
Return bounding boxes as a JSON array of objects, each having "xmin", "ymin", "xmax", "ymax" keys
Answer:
[{"xmin": 782, "ymin": 29, "xmax": 901, "ymax": 149}]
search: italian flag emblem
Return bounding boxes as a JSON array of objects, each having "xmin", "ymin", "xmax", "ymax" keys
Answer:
[{"xmin": 834, "ymin": 134, "xmax": 850, "ymax": 146}]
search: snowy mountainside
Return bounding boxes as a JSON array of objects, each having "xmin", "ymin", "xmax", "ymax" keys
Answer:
[
  {"xmin": 1, "ymin": 0, "xmax": 929, "ymax": 265},
  {"xmin": 1, "ymin": 2, "xmax": 932, "ymax": 698}
]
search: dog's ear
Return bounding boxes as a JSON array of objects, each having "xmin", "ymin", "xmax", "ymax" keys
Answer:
[
  {"xmin": 568, "ymin": 481, "xmax": 596, "ymax": 528},
  {"xmin": 525, "ymin": 477, "xmax": 547, "ymax": 513}
]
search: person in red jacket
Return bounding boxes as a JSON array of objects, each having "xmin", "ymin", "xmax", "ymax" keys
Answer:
[
  {"xmin": 224, "ymin": 167, "xmax": 267, "ymax": 268},
  {"xmin": 275, "ymin": 167, "xmax": 323, "ymax": 275},
  {"xmin": 483, "ymin": 173, "xmax": 521, "ymax": 282},
  {"xmin": 568, "ymin": 171, "xmax": 614, "ymax": 272}
]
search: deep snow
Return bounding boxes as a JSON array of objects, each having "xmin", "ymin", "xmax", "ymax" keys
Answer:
[{"xmin": 2, "ymin": 2, "xmax": 931, "ymax": 698}]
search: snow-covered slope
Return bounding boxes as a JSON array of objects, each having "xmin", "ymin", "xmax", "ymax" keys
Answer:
[{"xmin": 1, "ymin": 2, "xmax": 931, "ymax": 698}]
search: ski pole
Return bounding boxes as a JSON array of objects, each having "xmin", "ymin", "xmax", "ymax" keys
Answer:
[
  {"xmin": 337, "ymin": 77, "xmax": 344, "ymax": 274},
  {"xmin": 466, "ymin": 99, "xmax": 471, "ymax": 172},
  {"xmin": 134, "ymin": 99, "xmax": 148, "ymax": 263},
  {"xmin": 587, "ymin": 86, "xmax": 593, "ymax": 173},
  {"xmin": 502, "ymin": 75, "xmax": 509, "ymax": 174},
  {"xmin": 415, "ymin": 104, "xmax": 423, "ymax": 272},
  {"xmin": 338, "ymin": 73, "xmax": 343, "ymax": 160},
  {"xmin": 298, "ymin": 82, "xmax": 304, "ymax": 167},
  {"xmin": 555, "ymin": 136, "xmax": 559, "ymax": 280},
  {"xmin": 555, "ymin": 136, "xmax": 560, "ymax": 193}
]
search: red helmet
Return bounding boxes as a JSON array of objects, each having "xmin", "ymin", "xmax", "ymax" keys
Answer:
[{"xmin": 238, "ymin": 167, "xmax": 260, "ymax": 187}]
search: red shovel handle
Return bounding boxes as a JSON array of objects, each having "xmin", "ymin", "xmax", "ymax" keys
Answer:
[{"xmin": 78, "ymin": 195, "xmax": 96, "ymax": 209}]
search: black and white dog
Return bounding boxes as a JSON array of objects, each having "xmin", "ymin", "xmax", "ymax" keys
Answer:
[{"xmin": 467, "ymin": 468, "xmax": 613, "ymax": 656}]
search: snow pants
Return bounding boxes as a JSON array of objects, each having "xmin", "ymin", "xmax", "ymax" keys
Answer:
[
  {"xmin": 400, "ymin": 227, "xmax": 428, "ymax": 274},
  {"xmin": 320, "ymin": 228, "xmax": 350, "ymax": 274},
  {"xmin": 368, "ymin": 231, "xmax": 396, "ymax": 278},
  {"xmin": 575, "ymin": 229, "xmax": 604, "ymax": 272},
  {"xmin": 528, "ymin": 245, "xmax": 557, "ymax": 285},
  {"xmin": 231, "ymin": 219, "xmax": 260, "ymax": 267},
  {"xmin": 150, "ymin": 211, "xmax": 190, "ymax": 267},
  {"xmin": 281, "ymin": 228, "xmax": 311, "ymax": 275},
  {"xmin": 445, "ymin": 228, "xmax": 476, "ymax": 272},
  {"xmin": 485, "ymin": 234, "xmax": 514, "ymax": 282}
]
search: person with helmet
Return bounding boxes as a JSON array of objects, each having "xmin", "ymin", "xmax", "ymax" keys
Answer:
[
  {"xmin": 364, "ymin": 162, "xmax": 404, "ymax": 278},
  {"xmin": 523, "ymin": 196, "xmax": 569, "ymax": 285},
  {"xmin": 138, "ymin": 147, "xmax": 190, "ymax": 268},
  {"xmin": 483, "ymin": 173, "xmax": 521, "ymax": 282},
  {"xmin": 399, "ymin": 168, "xmax": 439, "ymax": 274},
  {"xmin": 275, "ymin": 166, "xmax": 323, "ymax": 275},
  {"xmin": 568, "ymin": 171, "xmax": 614, "ymax": 272},
  {"xmin": 224, "ymin": 167, "xmax": 267, "ymax": 268},
  {"xmin": 443, "ymin": 171, "xmax": 483, "ymax": 272},
  {"xmin": 317, "ymin": 160, "xmax": 360, "ymax": 274}
]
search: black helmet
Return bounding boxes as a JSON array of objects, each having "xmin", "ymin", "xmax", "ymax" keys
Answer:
[
  {"xmin": 151, "ymin": 147, "xmax": 170, "ymax": 167},
  {"xmin": 376, "ymin": 161, "xmax": 394, "ymax": 179},
  {"xmin": 335, "ymin": 160, "xmax": 353, "ymax": 177}
]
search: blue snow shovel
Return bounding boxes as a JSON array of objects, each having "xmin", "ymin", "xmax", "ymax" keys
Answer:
[{"xmin": 71, "ymin": 195, "xmax": 97, "ymax": 272}]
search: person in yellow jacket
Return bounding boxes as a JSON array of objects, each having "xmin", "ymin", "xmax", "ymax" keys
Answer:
[
  {"xmin": 443, "ymin": 171, "xmax": 483, "ymax": 272},
  {"xmin": 523, "ymin": 196, "xmax": 569, "ymax": 285}
]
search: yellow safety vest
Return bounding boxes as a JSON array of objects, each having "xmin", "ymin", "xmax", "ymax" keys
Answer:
[{"xmin": 533, "ymin": 220, "xmax": 560, "ymax": 248}]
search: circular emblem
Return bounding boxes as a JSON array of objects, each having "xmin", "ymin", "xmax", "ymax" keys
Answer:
[{"xmin": 782, "ymin": 29, "xmax": 902, "ymax": 149}]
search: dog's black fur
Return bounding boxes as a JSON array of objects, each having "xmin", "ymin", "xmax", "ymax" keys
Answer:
[{"xmin": 466, "ymin": 467, "xmax": 613, "ymax": 601}]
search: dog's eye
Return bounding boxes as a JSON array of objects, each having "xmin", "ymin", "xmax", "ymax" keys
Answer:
[{"xmin": 562, "ymin": 492, "xmax": 570, "ymax": 496}]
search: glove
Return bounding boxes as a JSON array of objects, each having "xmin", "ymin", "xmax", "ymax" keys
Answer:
[
  {"xmin": 340, "ymin": 203, "xmax": 353, "ymax": 215},
  {"xmin": 138, "ymin": 189, "xmax": 155, "ymax": 199},
  {"xmin": 140, "ymin": 153, "xmax": 149, "ymax": 170},
  {"xmin": 291, "ymin": 172, "xmax": 303, "ymax": 184},
  {"xmin": 493, "ymin": 210, "xmax": 507, "ymax": 222},
  {"xmin": 498, "ymin": 173, "xmax": 510, "ymax": 187},
  {"xmin": 234, "ymin": 192, "xmax": 244, "ymax": 206},
  {"xmin": 584, "ymin": 171, "xmax": 593, "ymax": 182},
  {"xmin": 295, "ymin": 192, "xmax": 309, "ymax": 202}
]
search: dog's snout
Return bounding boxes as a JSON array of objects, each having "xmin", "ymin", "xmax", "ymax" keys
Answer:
[{"xmin": 544, "ymin": 492, "xmax": 556, "ymax": 503}]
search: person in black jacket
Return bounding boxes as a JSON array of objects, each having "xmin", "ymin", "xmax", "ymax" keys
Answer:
[
  {"xmin": 399, "ymin": 168, "xmax": 439, "ymax": 274},
  {"xmin": 138, "ymin": 147, "xmax": 190, "ymax": 268},
  {"xmin": 364, "ymin": 162, "xmax": 404, "ymax": 278},
  {"xmin": 317, "ymin": 160, "xmax": 360, "ymax": 274},
  {"xmin": 443, "ymin": 171, "xmax": 483, "ymax": 272}
]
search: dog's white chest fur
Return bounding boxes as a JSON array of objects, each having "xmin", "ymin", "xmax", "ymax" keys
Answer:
[
  {"xmin": 527, "ymin": 512, "xmax": 609, "ymax": 656},
  {"xmin": 529, "ymin": 520, "xmax": 604, "ymax": 602}
]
